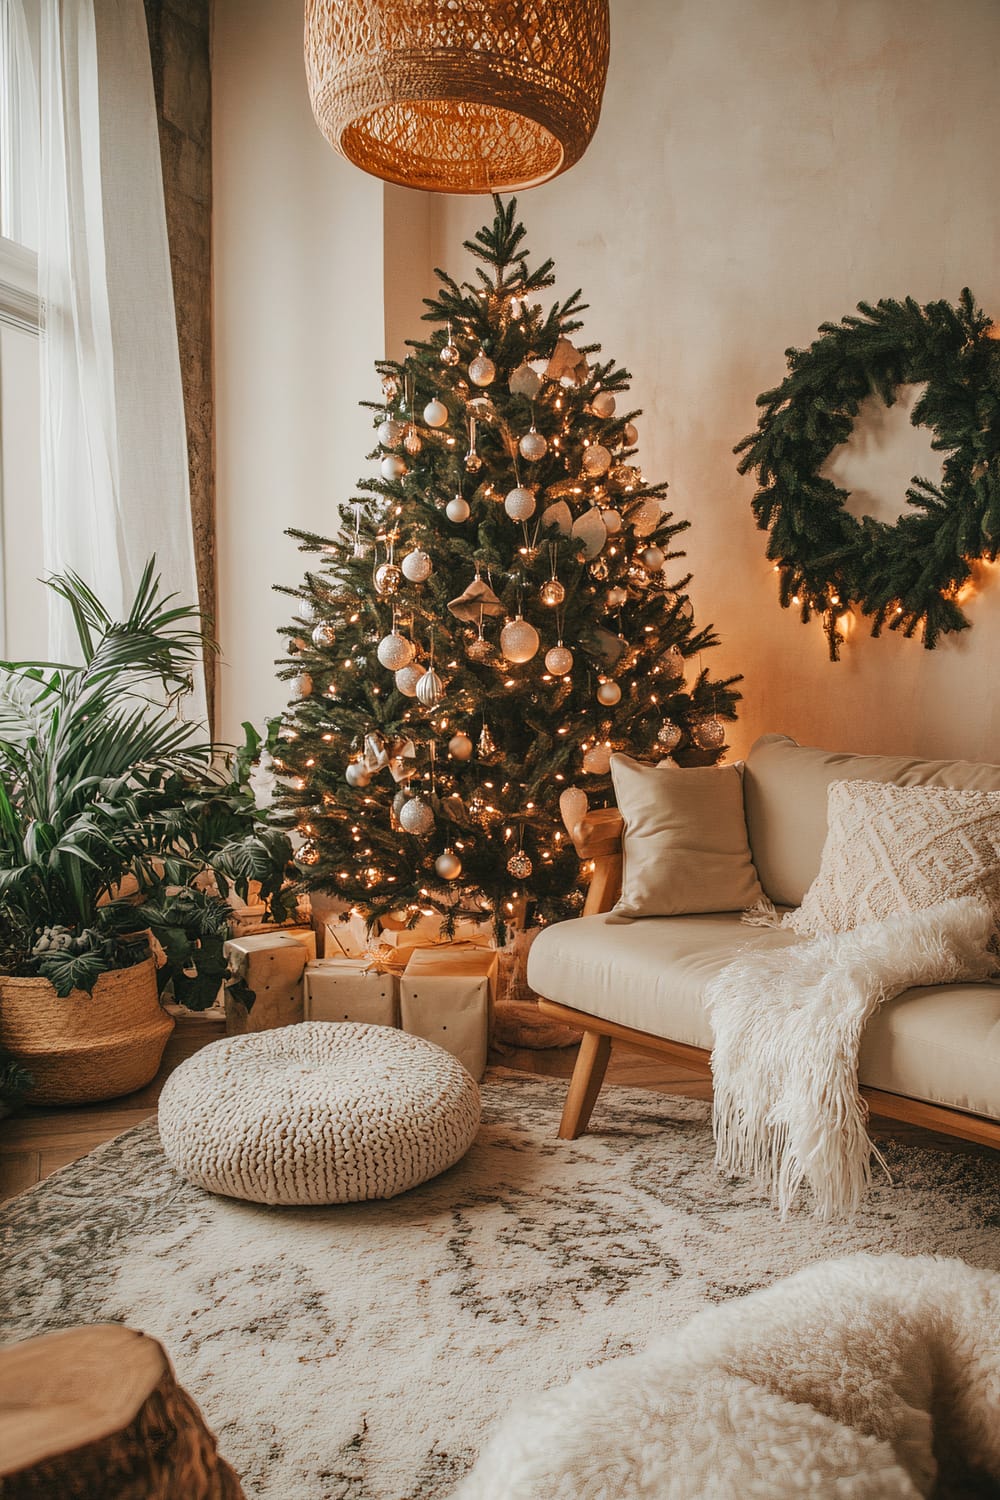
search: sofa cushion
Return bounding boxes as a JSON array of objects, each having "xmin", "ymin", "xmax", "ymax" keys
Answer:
[
  {"xmin": 744, "ymin": 734, "xmax": 1000, "ymax": 907},
  {"xmin": 528, "ymin": 913, "xmax": 1000, "ymax": 1122},
  {"xmin": 608, "ymin": 756, "xmax": 764, "ymax": 919}
]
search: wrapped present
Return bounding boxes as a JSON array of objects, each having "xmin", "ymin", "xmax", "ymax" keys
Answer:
[
  {"xmin": 304, "ymin": 958, "xmax": 398, "ymax": 1027},
  {"xmin": 223, "ymin": 930, "xmax": 315, "ymax": 1035},
  {"xmin": 323, "ymin": 908, "xmax": 373, "ymax": 959},
  {"xmin": 400, "ymin": 946, "xmax": 498, "ymax": 1080}
]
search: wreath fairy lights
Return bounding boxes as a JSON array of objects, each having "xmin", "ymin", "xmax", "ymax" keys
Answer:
[{"xmin": 734, "ymin": 290, "xmax": 1000, "ymax": 659}]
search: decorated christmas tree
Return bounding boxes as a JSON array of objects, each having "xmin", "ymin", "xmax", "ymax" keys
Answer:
[{"xmin": 273, "ymin": 197, "xmax": 741, "ymax": 933}]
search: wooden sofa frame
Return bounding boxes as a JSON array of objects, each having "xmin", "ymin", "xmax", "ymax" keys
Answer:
[{"xmin": 537, "ymin": 809, "xmax": 1000, "ymax": 1151}]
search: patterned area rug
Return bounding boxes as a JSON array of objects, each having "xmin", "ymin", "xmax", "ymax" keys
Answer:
[{"xmin": 2, "ymin": 1070, "xmax": 999, "ymax": 1499}]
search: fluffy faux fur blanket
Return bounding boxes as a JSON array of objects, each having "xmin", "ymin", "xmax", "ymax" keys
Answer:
[{"xmin": 705, "ymin": 896, "xmax": 995, "ymax": 1219}]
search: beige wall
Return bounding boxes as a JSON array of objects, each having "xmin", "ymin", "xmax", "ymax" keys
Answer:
[
  {"xmin": 212, "ymin": 0, "xmax": 384, "ymax": 743},
  {"xmin": 213, "ymin": 0, "xmax": 1000, "ymax": 763}
]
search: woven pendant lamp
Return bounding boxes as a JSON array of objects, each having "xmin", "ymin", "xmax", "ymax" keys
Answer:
[{"xmin": 304, "ymin": 1, "xmax": 611, "ymax": 194}]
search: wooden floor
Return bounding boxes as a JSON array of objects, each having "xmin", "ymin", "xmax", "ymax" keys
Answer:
[{"xmin": 0, "ymin": 1011, "xmax": 990, "ymax": 1204}]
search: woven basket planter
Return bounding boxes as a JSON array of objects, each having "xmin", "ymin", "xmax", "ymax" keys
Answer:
[{"xmin": 0, "ymin": 958, "xmax": 173, "ymax": 1106}]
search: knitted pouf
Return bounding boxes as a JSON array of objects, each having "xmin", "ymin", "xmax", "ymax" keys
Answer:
[{"xmin": 157, "ymin": 1022, "xmax": 481, "ymax": 1205}]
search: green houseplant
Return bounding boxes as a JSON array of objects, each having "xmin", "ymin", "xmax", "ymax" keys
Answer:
[{"xmin": 0, "ymin": 563, "xmax": 294, "ymax": 1104}]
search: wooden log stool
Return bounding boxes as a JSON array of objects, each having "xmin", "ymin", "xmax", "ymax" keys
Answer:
[{"xmin": 0, "ymin": 1324, "xmax": 244, "ymax": 1499}]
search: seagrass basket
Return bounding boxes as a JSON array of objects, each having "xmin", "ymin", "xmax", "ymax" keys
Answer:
[
  {"xmin": 304, "ymin": 0, "xmax": 611, "ymax": 193},
  {"xmin": 0, "ymin": 958, "xmax": 173, "ymax": 1105}
]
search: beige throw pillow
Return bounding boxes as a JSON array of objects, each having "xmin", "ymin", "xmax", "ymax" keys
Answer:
[
  {"xmin": 609, "ymin": 755, "xmax": 764, "ymax": 920},
  {"xmin": 789, "ymin": 779, "xmax": 1000, "ymax": 937}
]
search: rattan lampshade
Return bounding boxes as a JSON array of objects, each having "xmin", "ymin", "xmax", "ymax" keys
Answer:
[{"xmin": 304, "ymin": 1, "xmax": 611, "ymax": 194}]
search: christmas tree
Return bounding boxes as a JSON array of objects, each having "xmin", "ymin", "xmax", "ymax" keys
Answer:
[{"xmin": 273, "ymin": 197, "xmax": 741, "ymax": 933}]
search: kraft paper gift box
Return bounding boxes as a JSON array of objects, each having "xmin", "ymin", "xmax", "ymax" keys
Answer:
[
  {"xmin": 303, "ymin": 958, "xmax": 399, "ymax": 1028},
  {"xmin": 223, "ymin": 930, "xmax": 316, "ymax": 1034},
  {"xmin": 399, "ymin": 946, "xmax": 498, "ymax": 1080},
  {"xmin": 323, "ymin": 909, "xmax": 373, "ymax": 959}
]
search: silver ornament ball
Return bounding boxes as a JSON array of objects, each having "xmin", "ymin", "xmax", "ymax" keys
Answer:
[
  {"xmin": 377, "ymin": 418, "xmax": 403, "ymax": 447},
  {"xmin": 504, "ymin": 485, "xmax": 536, "ymax": 521},
  {"xmin": 591, "ymin": 391, "xmax": 616, "ymax": 418},
  {"xmin": 582, "ymin": 443, "xmax": 612, "ymax": 476},
  {"xmin": 380, "ymin": 454, "xmax": 407, "ymax": 482},
  {"xmin": 401, "ymin": 548, "xmax": 433, "ymax": 583},
  {"xmin": 415, "ymin": 668, "xmax": 444, "ymax": 707},
  {"xmin": 596, "ymin": 679, "xmax": 622, "ymax": 706},
  {"xmin": 345, "ymin": 761, "xmax": 370, "ymax": 788},
  {"xmin": 519, "ymin": 427, "xmax": 548, "ymax": 462},
  {"xmin": 423, "ymin": 399, "xmax": 449, "ymax": 428},
  {"xmin": 468, "ymin": 351, "xmax": 496, "ymax": 387},
  {"xmin": 376, "ymin": 631, "xmax": 414, "ymax": 670},
  {"xmin": 545, "ymin": 644, "xmax": 574, "ymax": 676},
  {"xmin": 446, "ymin": 495, "xmax": 471, "ymax": 523},
  {"xmin": 657, "ymin": 719, "xmax": 683, "ymax": 752},
  {"xmin": 693, "ymin": 716, "xmax": 726, "ymax": 751},
  {"xmin": 394, "ymin": 663, "xmax": 423, "ymax": 697},
  {"xmin": 311, "ymin": 621, "xmax": 337, "ymax": 648},
  {"xmin": 374, "ymin": 562, "xmax": 402, "ymax": 597},
  {"xmin": 399, "ymin": 795, "xmax": 434, "ymax": 835},
  {"xmin": 294, "ymin": 671, "xmax": 313, "ymax": 698}
]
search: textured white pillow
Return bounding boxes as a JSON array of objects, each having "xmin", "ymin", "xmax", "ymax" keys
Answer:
[
  {"xmin": 609, "ymin": 755, "xmax": 764, "ymax": 920},
  {"xmin": 789, "ymin": 779, "xmax": 1000, "ymax": 937}
]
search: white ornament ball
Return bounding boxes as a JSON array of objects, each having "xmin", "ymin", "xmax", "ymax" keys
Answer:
[
  {"xmin": 435, "ymin": 848, "xmax": 463, "ymax": 880},
  {"xmin": 381, "ymin": 454, "xmax": 407, "ymax": 482},
  {"xmin": 596, "ymin": 679, "xmax": 622, "ymax": 706},
  {"xmin": 378, "ymin": 418, "xmax": 403, "ymax": 447},
  {"xmin": 623, "ymin": 421, "xmax": 639, "ymax": 445},
  {"xmin": 446, "ymin": 495, "xmax": 471, "ymax": 523},
  {"xmin": 602, "ymin": 508, "xmax": 623, "ymax": 534},
  {"xmin": 545, "ymin": 644, "xmax": 574, "ymax": 676},
  {"xmin": 415, "ymin": 668, "xmax": 444, "ymax": 706},
  {"xmin": 500, "ymin": 616, "xmax": 540, "ymax": 663},
  {"xmin": 448, "ymin": 732, "xmax": 474, "ymax": 761},
  {"xmin": 591, "ymin": 391, "xmax": 616, "ymax": 418},
  {"xmin": 640, "ymin": 545, "xmax": 665, "ymax": 570},
  {"xmin": 582, "ymin": 443, "xmax": 612, "ymax": 476},
  {"xmin": 311, "ymin": 621, "xmax": 337, "ymax": 648},
  {"xmin": 345, "ymin": 761, "xmax": 370, "ymax": 788},
  {"xmin": 582, "ymin": 741, "xmax": 612, "ymax": 776},
  {"xmin": 399, "ymin": 795, "xmax": 434, "ymax": 835},
  {"xmin": 394, "ymin": 663, "xmax": 423, "ymax": 697},
  {"xmin": 423, "ymin": 399, "xmax": 449, "ymax": 428},
  {"xmin": 468, "ymin": 351, "xmax": 496, "ymax": 387},
  {"xmin": 519, "ymin": 427, "xmax": 548, "ymax": 462},
  {"xmin": 294, "ymin": 672, "xmax": 313, "ymax": 698},
  {"xmin": 401, "ymin": 548, "xmax": 433, "ymax": 582},
  {"xmin": 376, "ymin": 631, "xmax": 414, "ymax": 670},
  {"xmin": 504, "ymin": 485, "xmax": 536, "ymax": 521}
]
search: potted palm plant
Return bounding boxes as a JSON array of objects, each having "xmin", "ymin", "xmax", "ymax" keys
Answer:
[{"xmin": 0, "ymin": 563, "xmax": 294, "ymax": 1105}]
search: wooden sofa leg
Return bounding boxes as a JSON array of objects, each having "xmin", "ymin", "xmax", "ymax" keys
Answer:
[{"xmin": 558, "ymin": 1031, "xmax": 612, "ymax": 1140}]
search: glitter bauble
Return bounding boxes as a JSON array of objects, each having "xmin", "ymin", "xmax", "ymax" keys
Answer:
[
  {"xmin": 606, "ymin": 586, "xmax": 628, "ymax": 610},
  {"xmin": 610, "ymin": 464, "xmax": 641, "ymax": 494},
  {"xmin": 640, "ymin": 545, "xmax": 665, "ymax": 570},
  {"xmin": 423, "ymin": 399, "xmax": 448, "ymax": 428},
  {"xmin": 631, "ymin": 498, "xmax": 662, "ymax": 536},
  {"xmin": 464, "ymin": 451, "xmax": 483, "ymax": 474},
  {"xmin": 401, "ymin": 548, "xmax": 433, "ymax": 582},
  {"xmin": 468, "ymin": 351, "xmax": 496, "ymax": 387},
  {"xmin": 374, "ymin": 562, "xmax": 402, "ymax": 596},
  {"xmin": 582, "ymin": 443, "xmax": 612, "ymax": 476},
  {"xmin": 415, "ymin": 668, "xmax": 444, "ymax": 706},
  {"xmin": 394, "ymin": 663, "xmax": 422, "ymax": 697},
  {"xmin": 376, "ymin": 631, "xmax": 414, "ymax": 670},
  {"xmin": 478, "ymin": 723, "xmax": 498, "ymax": 759},
  {"xmin": 602, "ymin": 508, "xmax": 623, "ymax": 534},
  {"xmin": 540, "ymin": 578, "xmax": 566, "ymax": 607},
  {"xmin": 504, "ymin": 486, "xmax": 536, "ymax": 521},
  {"xmin": 545, "ymin": 644, "xmax": 574, "ymax": 676},
  {"xmin": 591, "ymin": 391, "xmax": 616, "ymax": 418},
  {"xmin": 381, "ymin": 374, "xmax": 399, "ymax": 399},
  {"xmin": 311, "ymin": 621, "xmax": 337, "ymax": 648},
  {"xmin": 582, "ymin": 741, "xmax": 612, "ymax": 776},
  {"xmin": 507, "ymin": 849, "xmax": 533, "ymax": 880},
  {"xmin": 440, "ymin": 341, "xmax": 460, "ymax": 367},
  {"xmin": 657, "ymin": 719, "xmax": 683, "ymax": 752},
  {"xmin": 510, "ymin": 361, "xmax": 543, "ymax": 399},
  {"xmin": 661, "ymin": 645, "xmax": 685, "ymax": 680},
  {"xmin": 297, "ymin": 842, "xmax": 319, "ymax": 867},
  {"xmin": 399, "ymin": 795, "xmax": 434, "ymax": 835},
  {"xmin": 380, "ymin": 454, "xmax": 407, "ymax": 482},
  {"xmin": 519, "ymin": 427, "xmax": 548, "ymax": 462},
  {"xmin": 448, "ymin": 732, "xmax": 474, "ymax": 761},
  {"xmin": 623, "ymin": 421, "xmax": 638, "ymax": 445},
  {"xmin": 466, "ymin": 634, "xmax": 492, "ymax": 662},
  {"xmin": 446, "ymin": 495, "xmax": 471, "ymax": 523},
  {"xmin": 435, "ymin": 848, "xmax": 463, "ymax": 880},
  {"xmin": 596, "ymin": 679, "xmax": 622, "ymax": 706},
  {"xmin": 403, "ymin": 426, "xmax": 422, "ymax": 456},
  {"xmin": 500, "ymin": 616, "xmax": 540, "ymax": 663},
  {"xmin": 345, "ymin": 761, "xmax": 370, "ymax": 788},
  {"xmin": 299, "ymin": 598, "xmax": 321, "ymax": 624},
  {"xmin": 294, "ymin": 672, "xmax": 313, "ymax": 698},
  {"xmin": 693, "ymin": 716, "xmax": 726, "ymax": 751},
  {"xmin": 377, "ymin": 418, "xmax": 403, "ymax": 447}
]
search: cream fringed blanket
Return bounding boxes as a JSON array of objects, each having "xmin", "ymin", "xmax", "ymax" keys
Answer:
[{"xmin": 705, "ymin": 897, "xmax": 995, "ymax": 1219}]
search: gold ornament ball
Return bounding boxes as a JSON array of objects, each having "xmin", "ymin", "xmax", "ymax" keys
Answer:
[
  {"xmin": 468, "ymin": 351, "xmax": 496, "ymax": 387},
  {"xmin": 693, "ymin": 716, "xmax": 726, "ymax": 750},
  {"xmin": 582, "ymin": 443, "xmax": 612, "ymax": 476},
  {"xmin": 374, "ymin": 562, "xmax": 403, "ymax": 597},
  {"xmin": 377, "ymin": 417, "xmax": 403, "ymax": 447},
  {"xmin": 448, "ymin": 731, "xmax": 474, "ymax": 761},
  {"xmin": 464, "ymin": 451, "xmax": 483, "ymax": 474},
  {"xmin": 376, "ymin": 630, "xmax": 414, "ymax": 670},
  {"xmin": 435, "ymin": 848, "xmax": 463, "ymax": 881},
  {"xmin": 504, "ymin": 485, "xmax": 536, "ymax": 521},
  {"xmin": 466, "ymin": 633, "xmax": 492, "ymax": 662},
  {"xmin": 401, "ymin": 548, "xmax": 433, "ymax": 582},
  {"xmin": 446, "ymin": 495, "xmax": 471, "ymax": 523},
  {"xmin": 540, "ymin": 578, "xmax": 566, "ymax": 607},
  {"xmin": 394, "ymin": 663, "xmax": 423, "ymax": 697},
  {"xmin": 545, "ymin": 644, "xmax": 574, "ymax": 675},
  {"xmin": 582, "ymin": 741, "xmax": 612, "ymax": 775},
  {"xmin": 440, "ymin": 341, "xmax": 460, "ymax": 367},
  {"xmin": 640, "ymin": 545, "xmax": 665, "ymax": 570},
  {"xmin": 423, "ymin": 398, "xmax": 449, "ymax": 428},
  {"xmin": 311, "ymin": 622, "xmax": 337, "ymax": 648},
  {"xmin": 623, "ymin": 421, "xmax": 639, "ymax": 445},
  {"xmin": 500, "ymin": 615, "xmax": 540, "ymax": 663},
  {"xmin": 519, "ymin": 427, "xmax": 548, "ymax": 462},
  {"xmin": 345, "ymin": 761, "xmax": 370, "ymax": 788},
  {"xmin": 657, "ymin": 719, "xmax": 683, "ymax": 752},
  {"xmin": 591, "ymin": 391, "xmax": 616, "ymax": 418},
  {"xmin": 606, "ymin": 586, "xmax": 628, "ymax": 609},
  {"xmin": 403, "ymin": 427, "xmax": 423, "ymax": 456},
  {"xmin": 507, "ymin": 849, "xmax": 533, "ymax": 880},
  {"xmin": 380, "ymin": 454, "xmax": 407, "ymax": 482},
  {"xmin": 661, "ymin": 645, "xmax": 685, "ymax": 680},
  {"xmin": 415, "ymin": 668, "xmax": 444, "ymax": 707},
  {"xmin": 294, "ymin": 671, "xmax": 313, "ymax": 698},
  {"xmin": 399, "ymin": 795, "xmax": 434, "ymax": 835},
  {"xmin": 596, "ymin": 678, "xmax": 622, "ymax": 706}
]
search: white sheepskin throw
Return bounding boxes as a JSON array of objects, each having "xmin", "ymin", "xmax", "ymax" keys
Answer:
[
  {"xmin": 452, "ymin": 1253, "xmax": 1000, "ymax": 1500},
  {"xmin": 705, "ymin": 896, "xmax": 995, "ymax": 1219}
]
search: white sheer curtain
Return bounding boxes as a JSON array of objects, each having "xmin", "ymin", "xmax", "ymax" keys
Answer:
[{"xmin": 11, "ymin": 0, "xmax": 205, "ymax": 720}]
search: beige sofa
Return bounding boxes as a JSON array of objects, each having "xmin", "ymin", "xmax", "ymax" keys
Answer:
[{"xmin": 527, "ymin": 734, "xmax": 1000, "ymax": 1148}]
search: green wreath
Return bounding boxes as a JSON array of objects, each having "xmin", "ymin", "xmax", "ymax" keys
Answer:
[{"xmin": 735, "ymin": 290, "xmax": 1000, "ymax": 659}]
